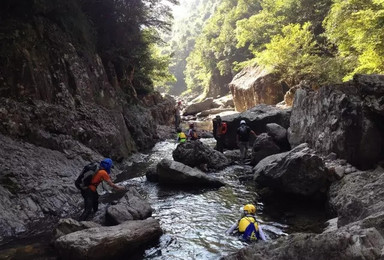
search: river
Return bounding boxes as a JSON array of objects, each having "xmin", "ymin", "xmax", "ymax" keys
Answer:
[{"xmin": 0, "ymin": 137, "xmax": 327, "ymax": 260}]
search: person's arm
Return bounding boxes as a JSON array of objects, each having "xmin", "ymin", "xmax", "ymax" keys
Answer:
[
  {"xmin": 250, "ymin": 130, "xmax": 257, "ymax": 138},
  {"xmin": 258, "ymin": 225, "xmax": 267, "ymax": 241},
  {"xmin": 226, "ymin": 221, "xmax": 239, "ymax": 235},
  {"xmin": 106, "ymin": 179, "xmax": 125, "ymax": 191}
]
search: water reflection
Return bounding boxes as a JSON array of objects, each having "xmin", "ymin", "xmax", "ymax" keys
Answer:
[{"xmin": 120, "ymin": 139, "xmax": 286, "ymax": 259}]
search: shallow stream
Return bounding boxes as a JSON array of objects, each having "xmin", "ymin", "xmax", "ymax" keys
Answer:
[{"xmin": 0, "ymin": 138, "xmax": 327, "ymax": 260}]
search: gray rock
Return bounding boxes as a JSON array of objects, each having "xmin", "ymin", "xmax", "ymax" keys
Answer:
[
  {"xmin": 55, "ymin": 218, "xmax": 162, "ymax": 260},
  {"xmin": 54, "ymin": 218, "xmax": 101, "ymax": 239},
  {"xmin": 183, "ymin": 98, "xmax": 215, "ymax": 116},
  {"xmin": 254, "ymin": 148, "xmax": 328, "ymax": 197},
  {"xmin": 265, "ymin": 123, "xmax": 290, "ymax": 151},
  {"xmin": 214, "ymin": 104, "xmax": 291, "ymax": 149},
  {"xmin": 156, "ymin": 159, "xmax": 225, "ymax": 188},
  {"xmin": 329, "ymin": 167, "xmax": 384, "ymax": 227},
  {"xmin": 172, "ymin": 140, "xmax": 230, "ymax": 171},
  {"xmin": 288, "ymin": 75, "xmax": 384, "ymax": 170},
  {"xmin": 251, "ymin": 133, "xmax": 281, "ymax": 166},
  {"xmin": 223, "ymin": 224, "xmax": 384, "ymax": 260},
  {"xmin": 106, "ymin": 187, "xmax": 152, "ymax": 225}
]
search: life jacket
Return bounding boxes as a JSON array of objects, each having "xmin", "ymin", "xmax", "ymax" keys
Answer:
[
  {"xmin": 239, "ymin": 216, "xmax": 260, "ymax": 241},
  {"xmin": 178, "ymin": 132, "xmax": 187, "ymax": 143}
]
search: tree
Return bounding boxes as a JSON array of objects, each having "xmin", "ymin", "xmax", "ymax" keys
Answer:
[{"xmin": 324, "ymin": 0, "xmax": 384, "ymax": 80}]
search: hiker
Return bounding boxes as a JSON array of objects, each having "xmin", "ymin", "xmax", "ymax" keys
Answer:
[
  {"xmin": 176, "ymin": 127, "xmax": 187, "ymax": 143},
  {"xmin": 236, "ymin": 120, "xmax": 257, "ymax": 162},
  {"xmin": 174, "ymin": 101, "xmax": 182, "ymax": 131},
  {"xmin": 213, "ymin": 115, "xmax": 227, "ymax": 153},
  {"xmin": 187, "ymin": 123, "xmax": 199, "ymax": 140},
  {"xmin": 226, "ymin": 204, "xmax": 267, "ymax": 242},
  {"xmin": 79, "ymin": 158, "xmax": 125, "ymax": 221}
]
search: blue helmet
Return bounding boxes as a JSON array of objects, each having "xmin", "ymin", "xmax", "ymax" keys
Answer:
[{"xmin": 100, "ymin": 158, "xmax": 113, "ymax": 174}]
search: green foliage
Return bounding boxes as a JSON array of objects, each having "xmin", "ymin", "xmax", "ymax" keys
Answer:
[
  {"xmin": 324, "ymin": 0, "xmax": 384, "ymax": 80},
  {"xmin": 256, "ymin": 23, "xmax": 343, "ymax": 85},
  {"xmin": 160, "ymin": 0, "xmax": 221, "ymax": 95},
  {"xmin": 185, "ymin": 0, "xmax": 259, "ymax": 96}
]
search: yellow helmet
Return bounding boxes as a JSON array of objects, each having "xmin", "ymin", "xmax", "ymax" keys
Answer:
[{"xmin": 243, "ymin": 204, "xmax": 256, "ymax": 214}]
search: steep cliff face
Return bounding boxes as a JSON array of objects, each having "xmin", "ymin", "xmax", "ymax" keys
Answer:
[
  {"xmin": 288, "ymin": 74, "xmax": 384, "ymax": 170},
  {"xmin": 0, "ymin": 11, "xmax": 174, "ymax": 242}
]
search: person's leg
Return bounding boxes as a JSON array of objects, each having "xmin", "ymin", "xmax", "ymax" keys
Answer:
[
  {"xmin": 92, "ymin": 192, "xmax": 99, "ymax": 213},
  {"xmin": 244, "ymin": 142, "xmax": 249, "ymax": 159},
  {"xmin": 218, "ymin": 137, "xmax": 224, "ymax": 152},
  {"xmin": 239, "ymin": 142, "xmax": 246, "ymax": 162},
  {"xmin": 80, "ymin": 190, "xmax": 93, "ymax": 221}
]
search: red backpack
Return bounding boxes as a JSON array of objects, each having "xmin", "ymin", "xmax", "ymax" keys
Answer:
[{"xmin": 221, "ymin": 122, "xmax": 227, "ymax": 134}]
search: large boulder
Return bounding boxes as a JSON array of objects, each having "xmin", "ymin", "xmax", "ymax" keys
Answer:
[
  {"xmin": 251, "ymin": 133, "xmax": 281, "ymax": 166},
  {"xmin": 172, "ymin": 140, "xmax": 230, "ymax": 171},
  {"xmin": 223, "ymin": 223, "xmax": 384, "ymax": 260},
  {"xmin": 288, "ymin": 74, "xmax": 384, "ymax": 170},
  {"xmin": 55, "ymin": 218, "xmax": 162, "ymax": 260},
  {"xmin": 183, "ymin": 98, "xmax": 218, "ymax": 116},
  {"xmin": 156, "ymin": 159, "xmax": 225, "ymax": 188},
  {"xmin": 254, "ymin": 144, "xmax": 329, "ymax": 198},
  {"xmin": 228, "ymin": 66, "xmax": 287, "ymax": 112},
  {"xmin": 214, "ymin": 104, "xmax": 291, "ymax": 149},
  {"xmin": 54, "ymin": 218, "xmax": 101, "ymax": 239},
  {"xmin": 265, "ymin": 123, "xmax": 290, "ymax": 151},
  {"xmin": 106, "ymin": 187, "xmax": 153, "ymax": 225},
  {"xmin": 329, "ymin": 167, "xmax": 384, "ymax": 227}
]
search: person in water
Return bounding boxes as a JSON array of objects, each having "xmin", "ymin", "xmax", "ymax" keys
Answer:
[
  {"xmin": 176, "ymin": 127, "xmax": 187, "ymax": 143},
  {"xmin": 80, "ymin": 158, "xmax": 125, "ymax": 221},
  {"xmin": 226, "ymin": 204, "xmax": 267, "ymax": 242}
]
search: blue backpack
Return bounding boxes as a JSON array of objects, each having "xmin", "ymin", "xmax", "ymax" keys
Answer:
[{"xmin": 242, "ymin": 221, "xmax": 261, "ymax": 241}]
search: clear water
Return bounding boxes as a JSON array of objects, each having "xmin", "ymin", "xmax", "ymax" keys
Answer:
[
  {"xmin": 119, "ymin": 139, "xmax": 288, "ymax": 259},
  {"xmin": 0, "ymin": 139, "xmax": 293, "ymax": 260}
]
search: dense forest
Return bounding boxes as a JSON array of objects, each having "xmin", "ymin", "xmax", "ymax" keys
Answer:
[
  {"xmin": 163, "ymin": 0, "xmax": 384, "ymax": 98},
  {"xmin": 0, "ymin": 0, "xmax": 177, "ymax": 97}
]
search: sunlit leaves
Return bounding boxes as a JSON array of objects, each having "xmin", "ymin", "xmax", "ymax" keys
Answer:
[{"xmin": 324, "ymin": 0, "xmax": 384, "ymax": 79}]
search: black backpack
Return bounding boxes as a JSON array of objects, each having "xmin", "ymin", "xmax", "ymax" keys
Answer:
[
  {"xmin": 238, "ymin": 125, "xmax": 250, "ymax": 141},
  {"xmin": 75, "ymin": 162, "xmax": 99, "ymax": 190}
]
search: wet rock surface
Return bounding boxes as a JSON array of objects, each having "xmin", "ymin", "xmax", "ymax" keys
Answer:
[
  {"xmin": 55, "ymin": 218, "xmax": 162, "ymax": 260},
  {"xmin": 156, "ymin": 159, "xmax": 225, "ymax": 188},
  {"xmin": 54, "ymin": 218, "xmax": 101, "ymax": 240},
  {"xmin": 172, "ymin": 140, "xmax": 230, "ymax": 171},
  {"xmin": 106, "ymin": 187, "xmax": 153, "ymax": 225}
]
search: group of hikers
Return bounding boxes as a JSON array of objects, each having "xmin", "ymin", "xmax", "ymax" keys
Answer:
[
  {"xmin": 75, "ymin": 100, "xmax": 265, "ymax": 243},
  {"xmin": 175, "ymin": 100, "xmax": 257, "ymax": 163}
]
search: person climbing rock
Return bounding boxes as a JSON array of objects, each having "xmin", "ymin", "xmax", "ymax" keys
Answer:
[
  {"xmin": 79, "ymin": 158, "xmax": 125, "ymax": 221},
  {"xmin": 174, "ymin": 101, "xmax": 182, "ymax": 131},
  {"xmin": 213, "ymin": 115, "xmax": 227, "ymax": 153},
  {"xmin": 226, "ymin": 204, "xmax": 266, "ymax": 242},
  {"xmin": 176, "ymin": 127, "xmax": 187, "ymax": 143},
  {"xmin": 236, "ymin": 120, "xmax": 257, "ymax": 163},
  {"xmin": 187, "ymin": 123, "xmax": 199, "ymax": 141}
]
